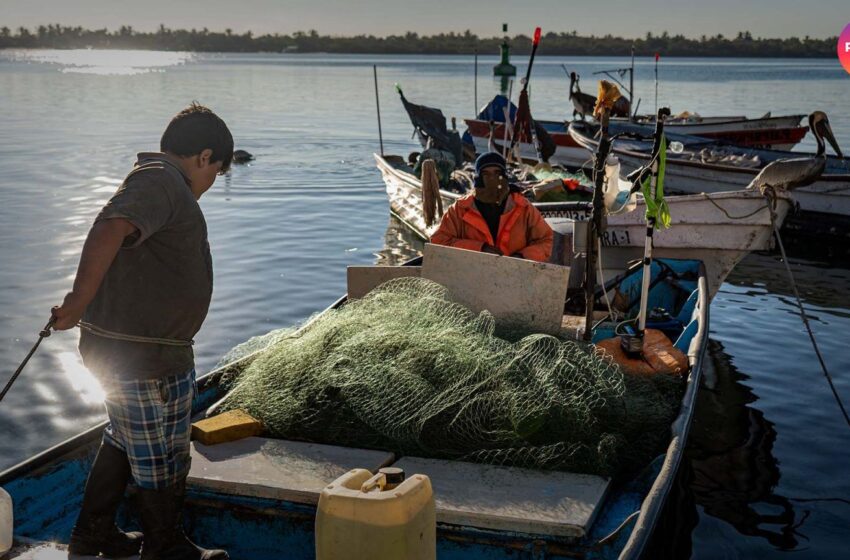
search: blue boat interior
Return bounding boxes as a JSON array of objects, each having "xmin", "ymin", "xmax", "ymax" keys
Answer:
[{"xmin": 2, "ymin": 258, "xmax": 705, "ymax": 560}]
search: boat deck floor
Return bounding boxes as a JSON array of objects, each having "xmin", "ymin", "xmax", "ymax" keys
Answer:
[
  {"xmin": 6, "ymin": 541, "xmax": 125, "ymax": 560},
  {"xmin": 187, "ymin": 436, "xmax": 610, "ymax": 539}
]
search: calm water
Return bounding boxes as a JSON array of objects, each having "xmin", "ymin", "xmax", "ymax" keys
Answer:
[{"xmin": 1, "ymin": 51, "xmax": 849, "ymax": 558}]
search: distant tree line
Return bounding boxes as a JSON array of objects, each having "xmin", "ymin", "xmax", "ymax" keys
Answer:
[{"xmin": 0, "ymin": 25, "xmax": 837, "ymax": 57}]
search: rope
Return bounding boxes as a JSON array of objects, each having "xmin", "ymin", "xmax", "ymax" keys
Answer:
[
  {"xmin": 764, "ymin": 187, "xmax": 850, "ymax": 429},
  {"xmin": 78, "ymin": 321, "xmax": 193, "ymax": 347},
  {"xmin": 596, "ymin": 238, "xmax": 619, "ymax": 322},
  {"xmin": 704, "ymin": 193, "xmax": 769, "ymax": 220},
  {"xmin": 0, "ymin": 317, "xmax": 55, "ymax": 403}
]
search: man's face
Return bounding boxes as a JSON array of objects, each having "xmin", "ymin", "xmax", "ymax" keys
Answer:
[{"xmin": 476, "ymin": 166, "xmax": 508, "ymax": 204}]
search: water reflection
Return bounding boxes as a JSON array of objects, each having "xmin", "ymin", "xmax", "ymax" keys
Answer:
[
  {"xmin": 724, "ymin": 251, "xmax": 850, "ymax": 316},
  {"xmin": 688, "ymin": 340, "xmax": 804, "ymax": 550},
  {"xmin": 373, "ymin": 216, "xmax": 425, "ymax": 265}
]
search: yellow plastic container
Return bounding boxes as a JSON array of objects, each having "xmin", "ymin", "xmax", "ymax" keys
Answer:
[{"xmin": 315, "ymin": 468, "xmax": 436, "ymax": 560}]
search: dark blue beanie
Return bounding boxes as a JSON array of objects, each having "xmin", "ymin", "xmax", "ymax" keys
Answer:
[{"xmin": 475, "ymin": 152, "xmax": 507, "ymax": 177}]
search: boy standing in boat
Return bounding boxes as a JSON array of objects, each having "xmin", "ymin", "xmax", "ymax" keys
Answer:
[
  {"xmin": 431, "ymin": 152, "xmax": 553, "ymax": 262},
  {"xmin": 52, "ymin": 103, "xmax": 232, "ymax": 560}
]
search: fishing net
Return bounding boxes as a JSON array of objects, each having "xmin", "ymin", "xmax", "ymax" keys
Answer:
[{"xmin": 215, "ymin": 277, "xmax": 682, "ymax": 478}]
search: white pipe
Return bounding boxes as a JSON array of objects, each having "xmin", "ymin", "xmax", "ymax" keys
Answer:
[{"xmin": 637, "ymin": 157, "xmax": 659, "ymax": 333}]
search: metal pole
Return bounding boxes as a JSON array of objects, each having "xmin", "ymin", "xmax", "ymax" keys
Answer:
[
  {"xmin": 636, "ymin": 169, "xmax": 658, "ymax": 334},
  {"xmin": 634, "ymin": 109, "xmax": 668, "ymax": 344},
  {"xmin": 583, "ymin": 110, "xmax": 611, "ymax": 341},
  {"xmin": 654, "ymin": 54, "xmax": 659, "ymax": 117},
  {"xmin": 502, "ymin": 78, "xmax": 514, "ymax": 159},
  {"xmin": 629, "ymin": 44, "xmax": 635, "ymax": 121},
  {"xmin": 373, "ymin": 65, "xmax": 384, "ymax": 156},
  {"xmin": 474, "ymin": 51, "xmax": 478, "ymax": 115}
]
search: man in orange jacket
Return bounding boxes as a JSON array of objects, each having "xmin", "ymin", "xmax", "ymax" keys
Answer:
[{"xmin": 431, "ymin": 152, "xmax": 553, "ymax": 262}]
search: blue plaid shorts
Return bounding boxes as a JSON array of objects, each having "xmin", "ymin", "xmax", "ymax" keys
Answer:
[{"xmin": 101, "ymin": 367, "xmax": 196, "ymax": 489}]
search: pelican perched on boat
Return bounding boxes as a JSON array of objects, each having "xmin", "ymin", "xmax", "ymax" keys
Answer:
[
  {"xmin": 569, "ymin": 72, "xmax": 596, "ymax": 120},
  {"xmin": 748, "ymin": 111, "xmax": 843, "ymax": 191}
]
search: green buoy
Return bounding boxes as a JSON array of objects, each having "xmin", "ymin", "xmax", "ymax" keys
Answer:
[{"xmin": 493, "ymin": 23, "xmax": 516, "ymax": 77}]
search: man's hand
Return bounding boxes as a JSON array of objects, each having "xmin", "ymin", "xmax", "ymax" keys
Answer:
[
  {"xmin": 52, "ymin": 292, "xmax": 87, "ymax": 330},
  {"xmin": 51, "ymin": 218, "xmax": 138, "ymax": 331},
  {"xmin": 482, "ymin": 244, "xmax": 502, "ymax": 255}
]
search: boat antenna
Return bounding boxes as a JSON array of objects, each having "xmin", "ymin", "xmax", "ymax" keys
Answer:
[{"xmin": 373, "ymin": 65, "xmax": 384, "ymax": 156}]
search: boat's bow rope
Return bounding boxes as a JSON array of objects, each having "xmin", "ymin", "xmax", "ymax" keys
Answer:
[{"xmin": 763, "ymin": 186, "xmax": 850, "ymax": 429}]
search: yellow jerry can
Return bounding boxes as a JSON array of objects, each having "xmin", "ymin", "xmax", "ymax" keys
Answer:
[{"xmin": 315, "ymin": 467, "xmax": 436, "ymax": 560}]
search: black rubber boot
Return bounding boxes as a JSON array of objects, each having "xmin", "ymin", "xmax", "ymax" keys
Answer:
[
  {"xmin": 68, "ymin": 442, "xmax": 143, "ymax": 558},
  {"xmin": 136, "ymin": 480, "xmax": 228, "ymax": 560}
]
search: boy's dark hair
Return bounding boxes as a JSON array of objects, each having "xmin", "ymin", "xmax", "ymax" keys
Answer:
[{"xmin": 160, "ymin": 102, "xmax": 234, "ymax": 173}]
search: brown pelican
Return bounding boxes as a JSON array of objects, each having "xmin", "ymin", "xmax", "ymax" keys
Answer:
[
  {"xmin": 749, "ymin": 111, "xmax": 843, "ymax": 191},
  {"xmin": 569, "ymin": 72, "xmax": 596, "ymax": 120}
]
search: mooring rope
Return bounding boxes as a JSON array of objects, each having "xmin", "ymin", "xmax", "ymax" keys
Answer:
[
  {"xmin": 764, "ymin": 187, "xmax": 850, "ymax": 429},
  {"xmin": 704, "ymin": 193, "xmax": 770, "ymax": 220}
]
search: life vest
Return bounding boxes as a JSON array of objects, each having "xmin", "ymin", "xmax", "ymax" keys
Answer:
[{"xmin": 430, "ymin": 192, "xmax": 553, "ymax": 262}]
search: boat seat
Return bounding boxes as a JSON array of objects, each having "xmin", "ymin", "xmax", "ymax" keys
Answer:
[
  {"xmin": 187, "ymin": 437, "xmax": 395, "ymax": 505},
  {"xmin": 390, "ymin": 457, "xmax": 610, "ymax": 539}
]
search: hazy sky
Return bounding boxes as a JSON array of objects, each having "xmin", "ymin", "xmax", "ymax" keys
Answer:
[{"xmin": 1, "ymin": 0, "xmax": 845, "ymax": 39}]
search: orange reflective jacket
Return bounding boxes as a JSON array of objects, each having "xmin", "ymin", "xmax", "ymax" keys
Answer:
[{"xmin": 430, "ymin": 192, "xmax": 553, "ymax": 262}]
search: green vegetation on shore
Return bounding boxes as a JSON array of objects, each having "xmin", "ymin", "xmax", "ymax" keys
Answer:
[{"xmin": 0, "ymin": 25, "xmax": 837, "ymax": 57}]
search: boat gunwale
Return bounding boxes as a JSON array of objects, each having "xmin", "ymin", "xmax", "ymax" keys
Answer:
[{"xmin": 617, "ymin": 261, "xmax": 709, "ymax": 559}]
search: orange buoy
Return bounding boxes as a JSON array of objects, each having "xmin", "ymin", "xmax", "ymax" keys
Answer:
[{"xmin": 596, "ymin": 328, "xmax": 689, "ymax": 377}]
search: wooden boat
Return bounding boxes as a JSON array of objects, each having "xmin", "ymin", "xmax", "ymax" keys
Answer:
[
  {"xmin": 0, "ymin": 256, "xmax": 709, "ymax": 560},
  {"xmin": 375, "ymin": 153, "xmax": 791, "ymax": 298},
  {"xmin": 619, "ymin": 113, "xmax": 807, "ymax": 149},
  {"xmin": 568, "ymin": 120, "xmax": 850, "ymax": 240},
  {"xmin": 464, "ymin": 97, "xmax": 806, "ymax": 169}
]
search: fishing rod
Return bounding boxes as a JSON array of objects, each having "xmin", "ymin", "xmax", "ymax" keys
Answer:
[{"xmin": 0, "ymin": 317, "xmax": 56, "ymax": 403}]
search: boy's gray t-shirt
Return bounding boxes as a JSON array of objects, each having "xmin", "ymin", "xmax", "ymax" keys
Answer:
[{"xmin": 79, "ymin": 152, "xmax": 213, "ymax": 380}]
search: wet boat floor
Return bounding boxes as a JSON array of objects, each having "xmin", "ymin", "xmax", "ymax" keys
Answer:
[{"xmin": 186, "ymin": 436, "xmax": 610, "ymax": 539}]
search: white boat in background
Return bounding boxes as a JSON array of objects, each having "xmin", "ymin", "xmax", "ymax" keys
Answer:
[
  {"xmin": 568, "ymin": 119, "xmax": 850, "ymax": 240},
  {"xmin": 375, "ymin": 153, "xmax": 792, "ymax": 298}
]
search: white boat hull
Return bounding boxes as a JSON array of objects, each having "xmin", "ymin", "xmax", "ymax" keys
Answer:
[{"xmin": 611, "ymin": 151, "xmax": 850, "ymax": 227}]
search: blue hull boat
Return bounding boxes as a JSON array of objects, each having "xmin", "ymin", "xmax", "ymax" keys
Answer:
[{"xmin": 1, "ymin": 258, "xmax": 708, "ymax": 560}]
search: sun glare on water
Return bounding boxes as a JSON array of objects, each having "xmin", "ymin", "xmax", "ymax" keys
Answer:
[
  {"xmin": 5, "ymin": 49, "xmax": 195, "ymax": 75},
  {"xmin": 57, "ymin": 351, "xmax": 105, "ymax": 404}
]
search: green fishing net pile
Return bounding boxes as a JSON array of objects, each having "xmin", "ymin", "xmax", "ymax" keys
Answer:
[{"xmin": 216, "ymin": 277, "xmax": 682, "ymax": 478}]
